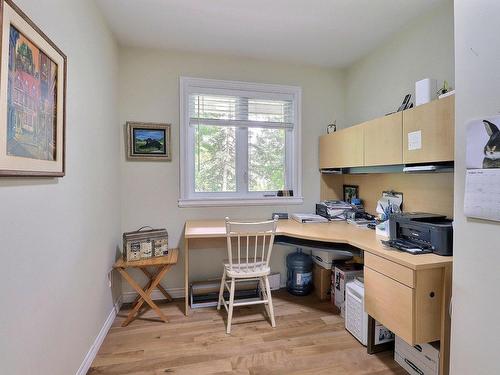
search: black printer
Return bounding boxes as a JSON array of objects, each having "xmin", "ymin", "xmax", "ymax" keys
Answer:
[{"xmin": 383, "ymin": 213, "xmax": 453, "ymax": 256}]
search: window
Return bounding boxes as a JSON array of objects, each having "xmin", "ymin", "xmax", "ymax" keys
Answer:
[{"xmin": 179, "ymin": 77, "xmax": 302, "ymax": 207}]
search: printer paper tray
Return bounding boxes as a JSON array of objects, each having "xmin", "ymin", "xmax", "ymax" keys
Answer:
[{"xmin": 381, "ymin": 239, "xmax": 433, "ymax": 255}]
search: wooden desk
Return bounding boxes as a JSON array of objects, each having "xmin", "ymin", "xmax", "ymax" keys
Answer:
[
  {"xmin": 184, "ymin": 219, "xmax": 451, "ymax": 375},
  {"xmin": 185, "ymin": 219, "xmax": 452, "ymax": 269}
]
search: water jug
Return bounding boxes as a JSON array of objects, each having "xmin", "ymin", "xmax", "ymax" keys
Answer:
[{"xmin": 286, "ymin": 249, "xmax": 313, "ymax": 296}]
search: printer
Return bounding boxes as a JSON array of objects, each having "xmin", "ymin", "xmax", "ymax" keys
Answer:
[{"xmin": 383, "ymin": 213, "xmax": 453, "ymax": 256}]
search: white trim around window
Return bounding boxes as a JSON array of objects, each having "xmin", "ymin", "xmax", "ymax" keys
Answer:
[{"xmin": 179, "ymin": 77, "xmax": 303, "ymax": 207}]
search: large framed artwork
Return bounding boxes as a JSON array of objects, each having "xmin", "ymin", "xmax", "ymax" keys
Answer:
[
  {"xmin": 0, "ymin": 0, "xmax": 66, "ymax": 176},
  {"xmin": 127, "ymin": 122, "xmax": 171, "ymax": 161}
]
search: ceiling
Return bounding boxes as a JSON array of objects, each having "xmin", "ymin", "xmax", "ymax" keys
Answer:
[{"xmin": 95, "ymin": 0, "xmax": 445, "ymax": 67}]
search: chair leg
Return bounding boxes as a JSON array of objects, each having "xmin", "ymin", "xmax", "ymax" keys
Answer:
[
  {"xmin": 259, "ymin": 277, "xmax": 271, "ymax": 319},
  {"xmin": 217, "ymin": 269, "xmax": 226, "ymax": 310},
  {"xmin": 264, "ymin": 275, "xmax": 276, "ymax": 328},
  {"xmin": 226, "ymin": 278, "xmax": 236, "ymax": 334}
]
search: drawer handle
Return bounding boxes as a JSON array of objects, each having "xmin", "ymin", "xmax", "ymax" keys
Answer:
[
  {"xmin": 404, "ymin": 358, "xmax": 424, "ymax": 375},
  {"xmin": 429, "ymin": 291, "xmax": 435, "ymax": 298}
]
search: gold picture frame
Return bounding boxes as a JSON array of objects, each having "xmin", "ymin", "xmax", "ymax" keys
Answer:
[
  {"xmin": 127, "ymin": 122, "xmax": 171, "ymax": 161},
  {"xmin": 0, "ymin": 0, "xmax": 67, "ymax": 176}
]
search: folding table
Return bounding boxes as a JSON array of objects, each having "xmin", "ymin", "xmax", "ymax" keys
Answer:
[{"xmin": 114, "ymin": 248, "xmax": 178, "ymax": 326}]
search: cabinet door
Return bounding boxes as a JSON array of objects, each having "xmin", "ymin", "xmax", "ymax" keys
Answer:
[
  {"xmin": 365, "ymin": 260, "xmax": 443, "ymax": 345},
  {"xmin": 365, "ymin": 266, "xmax": 415, "ymax": 344},
  {"xmin": 319, "ymin": 125, "xmax": 364, "ymax": 168},
  {"xmin": 403, "ymin": 95, "xmax": 454, "ymax": 163},
  {"xmin": 364, "ymin": 112, "xmax": 403, "ymax": 166}
]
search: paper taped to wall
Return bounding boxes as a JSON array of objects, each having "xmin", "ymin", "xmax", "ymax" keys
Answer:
[
  {"xmin": 464, "ymin": 116, "xmax": 500, "ymax": 222},
  {"xmin": 465, "ymin": 169, "xmax": 500, "ymax": 221},
  {"xmin": 408, "ymin": 130, "xmax": 422, "ymax": 151}
]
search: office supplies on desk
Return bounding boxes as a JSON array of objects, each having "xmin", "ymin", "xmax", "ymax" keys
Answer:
[
  {"xmin": 347, "ymin": 218, "xmax": 376, "ymax": 228},
  {"xmin": 291, "ymin": 213, "xmax": 329, "ymax": 223},
  {"xmin": 316, "ymin": 200, "xmax": 353, "ymax": 221},
  {"xmin": 376, "ymin": 191, "xmax": 403, "ymax": 219},
  {"xmin": 383, "ymin": 213, "xmax": 453, "ymax": 256},
  {"xmin": 375, "ymin": 191, "xmax": 403, "ymax": 237}
]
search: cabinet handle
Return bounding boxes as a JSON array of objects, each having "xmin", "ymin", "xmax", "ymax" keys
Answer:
[{"xmin": 404, "ymin": 358, "xmax": 424, "ymax": 375}]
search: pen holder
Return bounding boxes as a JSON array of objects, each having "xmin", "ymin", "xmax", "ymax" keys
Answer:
[{"xmin": 375, "ymin": 220, "xmax": 390, "ymax": 238}]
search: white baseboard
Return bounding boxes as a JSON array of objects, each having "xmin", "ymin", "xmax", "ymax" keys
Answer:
[{"xmin": 76, "ymin": 296, "xmax": 123, "ymax": 375}]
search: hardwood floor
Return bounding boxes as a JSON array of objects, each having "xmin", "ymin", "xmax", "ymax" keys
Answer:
[{"xmin": 89, "ymin": 291, "xmax": 405, "ymax": 375}]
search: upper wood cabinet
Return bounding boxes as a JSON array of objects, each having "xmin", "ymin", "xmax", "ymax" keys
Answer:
[
  {"xmin": 319, "ymin": 124, "xmax": 364, "ymax": 168},
  {"xmin": 402, "ymin": 95, "xmax": 455, "ymax": 164},
  {"xmin": 363, "ymin": 112, "xmax": 403, "ymax": 166},
  {"xmin": 318, "ymin": 96, "xmax": 455, "ymax": 169}
]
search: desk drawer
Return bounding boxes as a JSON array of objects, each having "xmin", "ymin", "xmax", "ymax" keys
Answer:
[
  {"xmin": 365, "ymin": 252, "xmax": 415, "ymax": 287},
  {"xmin": 365, "ymin": 266, "xmax": 414, "ymax": 343},
  {"xmin": 365, "ymin": 266, "xmax": 443, "ymax": 345}
]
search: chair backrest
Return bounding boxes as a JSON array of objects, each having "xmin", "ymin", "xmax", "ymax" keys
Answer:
[{"xmin": 225, "ymin": 216, "xmax": 278, "ymax": 272}]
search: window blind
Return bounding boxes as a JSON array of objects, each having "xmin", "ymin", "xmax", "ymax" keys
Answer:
[{"xmin": 188, "ymin": 93, "xmax": 294, "ymax": 129}]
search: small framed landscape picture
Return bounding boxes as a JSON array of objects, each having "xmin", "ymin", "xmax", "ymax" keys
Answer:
[{"xmin": 127, "ymin": 122, "xmax": 171, "ymax": 161}]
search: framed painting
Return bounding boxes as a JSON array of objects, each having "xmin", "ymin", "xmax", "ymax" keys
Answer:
[
  {"xmin": 0, "ymin": 0, "xmax": 66, "ymax": 176},
  {"xmin": 343, "ymin": 184, "xmax": 359, "ymax": 204},
  {"xmin": 127, "ymin": 122, "xmax": 171, "ymax": 161}
]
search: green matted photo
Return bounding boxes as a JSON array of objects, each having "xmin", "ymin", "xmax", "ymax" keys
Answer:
[{"xmin": 126, "ymin": 122, "xmax": 171, "ymax": 161}]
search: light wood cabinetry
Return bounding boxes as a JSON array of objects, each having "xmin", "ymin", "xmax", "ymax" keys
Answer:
[
  {"xmin": 365, "ymin": 266, "xmax": 414, "ymax": 342},
  {"xmin": 319, "ymin": 124, "xmax": 364, "ymax": 168},
  {"xmin": 365, "ymin": 254, "xmax": 443, "ymax": 345},
  {"xmin": 363, "ymin": 112, "xmax": 403, "ymax": 166},
  {"xmin": 364, "ymin": 252, "xmax": 414, "ymax": 287},
  {"xmin": 403, "ymin": 95, "xmax": 455, "ymax": 163},
  {"xmin": 318, "ymin": 96, "xmax": 454, "ymax": 169}
]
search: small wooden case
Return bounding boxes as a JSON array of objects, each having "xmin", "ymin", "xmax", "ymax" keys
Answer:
[{"xmin": 123, "ymin": 227, "xmax": 168, "ymax": 261}]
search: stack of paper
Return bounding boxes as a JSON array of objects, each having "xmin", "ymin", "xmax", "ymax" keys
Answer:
[{"xmin": 291, "ymin": 213, "xmax": 329, "ymax": 224}]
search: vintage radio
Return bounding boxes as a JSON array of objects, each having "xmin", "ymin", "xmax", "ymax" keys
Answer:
[{"xmin": 123, "ymin": 226, "xmax": 168, "ymax": 261}]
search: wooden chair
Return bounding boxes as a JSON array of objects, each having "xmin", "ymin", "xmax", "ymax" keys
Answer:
[{"xmin": 217, "ymin": 216, "xmax": 278, "ymax": 334}]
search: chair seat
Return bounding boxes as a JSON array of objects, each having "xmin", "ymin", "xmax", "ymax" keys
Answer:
[{"xmin": 223, "ymin": 260, "xmax": 271, "ymax": 278}]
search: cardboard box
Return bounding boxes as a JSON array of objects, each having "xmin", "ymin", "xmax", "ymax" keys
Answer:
[
  {"xmin": 313, "ymin": 263, "xmax": 332, "ymax": 301},
  {"xmin": 333, "ymin": 263, "xmax": 363, "ymax": 316}
]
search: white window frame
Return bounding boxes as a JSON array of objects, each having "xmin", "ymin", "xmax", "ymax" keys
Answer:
[{"xmin": 179, "ymin": 76, "xmax": 303, "ymax": 207}]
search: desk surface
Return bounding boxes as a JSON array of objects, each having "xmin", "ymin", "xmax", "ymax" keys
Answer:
[{"xmin": 185, "ymin": 219, "xmax": 452, "ymax": 270}]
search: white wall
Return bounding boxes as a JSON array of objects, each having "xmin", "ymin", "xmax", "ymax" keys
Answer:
[
  {"xmin": 344, "ymin": 0, "xmax": 454, "ymax": 126},
  {"xmin": 0, "ymin": 1, "xmax": 120, "ymax": 374},
  {"xmin": 119, "ymin": 48, "xmax": 345, "ymax": 296},
  {"xmin": 451, "ymin": 1, "xmax": 500, "ymax": 374}
]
